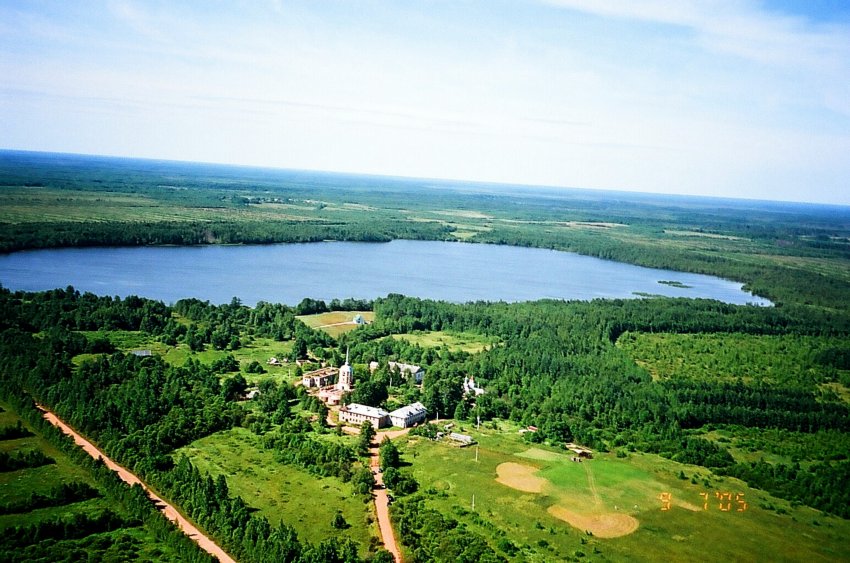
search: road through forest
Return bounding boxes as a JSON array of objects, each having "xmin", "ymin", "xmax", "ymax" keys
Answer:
[
  {"xmin": 39, "ymin": 406, "xmax": 237, "ymax": 563},
  {"xmin": 326, "ymin": 412, "xmax": 406, "ymax": 562}
]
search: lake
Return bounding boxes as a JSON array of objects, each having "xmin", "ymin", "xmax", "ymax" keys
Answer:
[{"xmin": 0, "ymin": 240, "xmax": 771, "ymax": 306}]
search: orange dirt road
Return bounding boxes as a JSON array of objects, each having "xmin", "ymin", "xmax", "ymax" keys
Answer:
[
  {"xmin": 370, "ymin": 444, "xmax": 402, "ymax": 563},
  {"xmin": 39, "ymin": 406, "xmax": 236, "ymax": 563},
  {"xmin": 370, "ymin": 426, "xmax": 411, "ymax": 562}
]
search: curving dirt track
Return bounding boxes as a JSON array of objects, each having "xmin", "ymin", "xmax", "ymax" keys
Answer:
[{"xmin": 39, "ymin": 406, "xmax": 236, "ymax": 563}]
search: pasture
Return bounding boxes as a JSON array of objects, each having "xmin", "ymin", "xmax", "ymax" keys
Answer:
[{"xmin": 398, "ymin": 419, "xmax": 850, "ymax": 562}]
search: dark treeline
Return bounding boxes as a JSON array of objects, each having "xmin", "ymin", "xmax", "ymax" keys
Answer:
[
  {"xmin": 0, "ymin": 448, "xmax": 54, "ymax": 472},
  {"xmin": 0, "ymin": 218, "xmax": 455, "ymax": 254},
  {"xmin": 392, "ymin": 495, "xmax": 505, "ymax": 563},
  {"xmin": 0, "ymin": 420, "xmax": 32, "ymax": 440},
  {"xmin": 719, "ymin": 460, "xmax": 850, "ymax": 518},
  {"xmin": 666, "ymin": 380, "xmax": 850, "ymax": 432},
  {"xmin": 262, "ymin": 418, "xmax": 358, "ymax": 482},
  {"xmin": 0, "ymin": 509, "xmax": 131, "ymax": 548},
  {"xmin": 0, "ymin": 481, "xmax": 100, "ymax": 515}
]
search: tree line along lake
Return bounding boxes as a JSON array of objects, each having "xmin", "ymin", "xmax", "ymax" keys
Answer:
[{"xmin": 0, "ymin": 240, "xmax": 771, "ymax": 306}]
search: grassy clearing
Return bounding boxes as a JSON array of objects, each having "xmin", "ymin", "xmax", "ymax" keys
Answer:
[
  {"xmin": 175, "ymin": 427, "xmax": 378, "ymax": 556},
  {"xmin": 398, "ymin": 419, "xmax": 850, "ymax": 562},
  {"xmin": 297, "ymin": 311, "xmax": 374, "ymax": 338},
  {"xmin": 390, "ymin": 330, "xmax": 497, "ymax": 354}
]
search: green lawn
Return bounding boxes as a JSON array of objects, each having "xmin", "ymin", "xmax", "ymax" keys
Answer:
[
  {"xmin": 175, "ymin": 427, "xmax": 379, "ymax": 556},
  {"xmin": 397, "ymin": 418, "xmax": 850, "ymax": 562}
]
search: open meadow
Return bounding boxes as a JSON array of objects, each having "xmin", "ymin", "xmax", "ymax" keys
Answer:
[
  {"xmin": 389, "ymin": 330, "xmax": 498, "ymax": 354},
  {"xmin": 175, "ymin": 426, "xmax": 378, "ymax": 557},
  {"xmin": 398, "ymin": 419, "xmax": 850, "ymax": 562}
]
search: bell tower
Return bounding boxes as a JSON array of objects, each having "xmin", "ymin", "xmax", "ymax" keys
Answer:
[{"xmin": 337, "ymin": 347, "xmax": 354, "ymax": 391}]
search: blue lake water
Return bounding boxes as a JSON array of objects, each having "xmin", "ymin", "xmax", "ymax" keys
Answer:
[{"xmin": 0, "ymin": 240, "xmax": 771, "ymax": 306}]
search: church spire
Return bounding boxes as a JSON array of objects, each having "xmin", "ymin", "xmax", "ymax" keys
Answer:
[{"xmin": 337, "ymin": 346, "xmax": 354, "ymax": 392}]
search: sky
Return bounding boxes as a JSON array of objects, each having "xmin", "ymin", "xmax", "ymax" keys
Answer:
[{"xmin": 1, "ymin": 1, "xmax": 849, "ymax": 205}]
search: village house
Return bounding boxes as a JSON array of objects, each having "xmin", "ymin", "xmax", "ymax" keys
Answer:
[
  {"xmin": 389, "ymin": 361, "xmax": 425, "ymax": 384},
  {"xmin": 301, "ymin": 366, "xmax": 337, "ymax": 388},
  {"xmin": 339, "ymin": 403, "xmax": 389, "ymax": 429},
  {"xmin": 388, "ymin": 402, "xmax": 428, "ymax": 428}
]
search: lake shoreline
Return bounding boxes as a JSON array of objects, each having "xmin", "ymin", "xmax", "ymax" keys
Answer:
[{"xmin": 0, "ymin": 240, "xmax": 772, "ymax": 307}]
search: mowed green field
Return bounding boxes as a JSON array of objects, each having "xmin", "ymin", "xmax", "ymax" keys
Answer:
[
  {"xmin": 389, "ymin": 330, "xmax": 498, "ymax": 353},
  {"xmin": 0, "ymin": 401, "xmax": 183, "ymax": 561},
  {"xmin": 297, "ymin": 311, "xmax": 375, "ymax": 338},
  {"xmin": 398, "ymin": 419, "xmax": 850, "ymax": 562},
  {"xmin": 175, "ymin": 427, "xmax": 378, "ymax": 556}
]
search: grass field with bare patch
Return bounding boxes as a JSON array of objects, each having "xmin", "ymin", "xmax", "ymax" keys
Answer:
[{"xmin": 399, "ymin": 419, "xmax": 850, "ymax": 562}]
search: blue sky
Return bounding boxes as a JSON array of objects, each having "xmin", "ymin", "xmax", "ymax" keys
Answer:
[{"xmin": 1, "ymin": 1, "xmax": 848, "ymax": 205}]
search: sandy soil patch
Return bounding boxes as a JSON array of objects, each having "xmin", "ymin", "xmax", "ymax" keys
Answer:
[
  {"xmin": 495, "ymin": 462, "xmax": 547, "ymax": 493},
  {"xmin": 547, "ymin": 505, "xmax": 639, "ymax": 538}
]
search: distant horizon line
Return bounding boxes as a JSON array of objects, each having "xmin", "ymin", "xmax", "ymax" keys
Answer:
[{"xmin": 2, "ymin": 147, "xmax": 848, "ymax": 210}]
